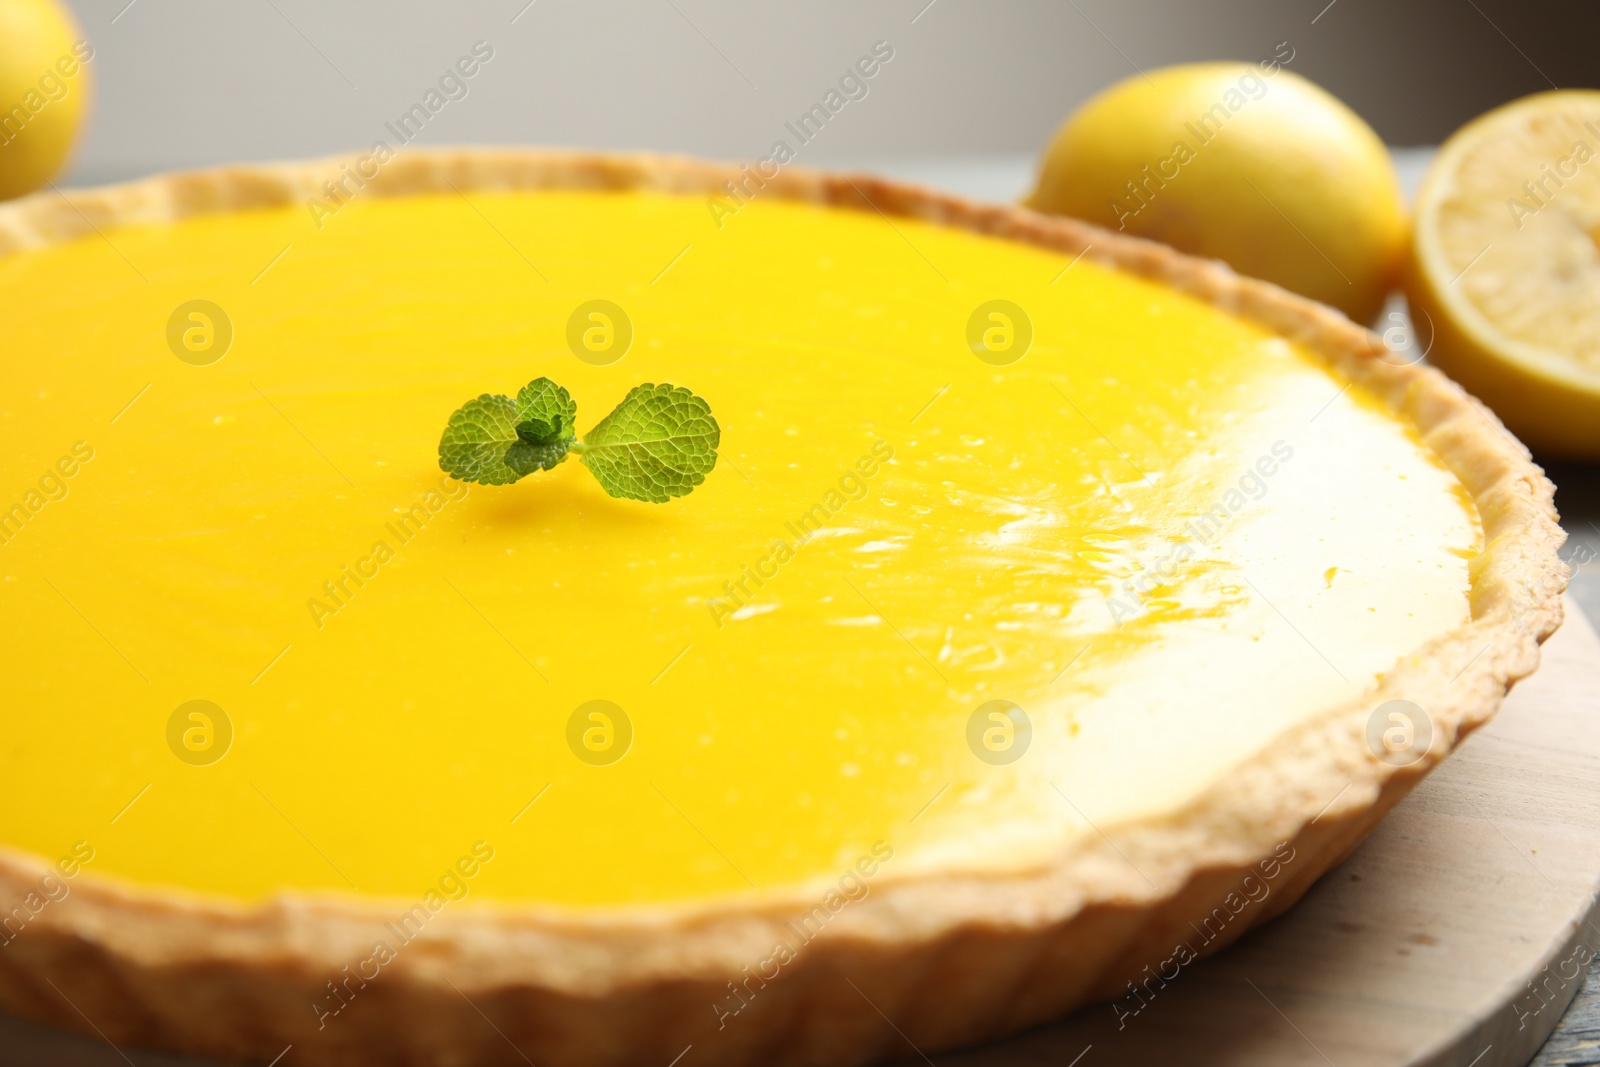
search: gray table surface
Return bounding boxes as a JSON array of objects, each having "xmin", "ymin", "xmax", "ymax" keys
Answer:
[{"xmin": 38, "ymin": 150, "xmax": 1600, "ymax": 1065}]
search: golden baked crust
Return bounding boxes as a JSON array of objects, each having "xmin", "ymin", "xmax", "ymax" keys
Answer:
[{"xmin": 0, "ymin": 149, "xmax": 1567, "ymax": 1067}]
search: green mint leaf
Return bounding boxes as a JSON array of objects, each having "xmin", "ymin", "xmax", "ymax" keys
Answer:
[
  {"xmin": 516, "ymin": 418, "xmax": 561, "ymax": 444},
  {"xmin": 509, "ymin": 377, "xmax": 577, "ymax": 473},
  {"xmin": 438, "ymin": 393, "xmax": 528, "ymax": 485},
  {"xmin": 508, "ymin": 377, "xmax": 579, "ymax": 473},
  {"xmin": 516, "ymin": 378, "xmax": 577, "ymax": 442},
  {"xmin": 438, "ymin": 379, "xmax": 579, "ymax": 485},
  {"xmin": 580, "ymin": 383, "xmax": 720, "ymax": 503},
  {"xmin": 504, "ymin": 438, "xmax": 570, "ymax": 477}
]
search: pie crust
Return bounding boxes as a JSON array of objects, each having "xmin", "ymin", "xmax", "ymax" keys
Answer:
[{"xmin": 0, "ymin": 149, "xmax": 1567, "ymax": 1067}]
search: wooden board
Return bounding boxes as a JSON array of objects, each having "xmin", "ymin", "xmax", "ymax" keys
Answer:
[{"xmin": 4, "ymin": 599, "xmax": 1599, "ymax": 1067}]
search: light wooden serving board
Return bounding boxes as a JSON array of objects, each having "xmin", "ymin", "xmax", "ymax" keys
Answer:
[{"xmin": 4, "ymin": 600, "xmax": 1599, "ymax": 1067}]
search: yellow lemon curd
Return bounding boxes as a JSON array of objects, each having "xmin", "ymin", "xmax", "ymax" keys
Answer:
[{"xmin": 0, "ymin": 189, "xmax": 1476, "ymax": 907}]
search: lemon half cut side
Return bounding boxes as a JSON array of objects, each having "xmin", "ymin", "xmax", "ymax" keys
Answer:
[{"xmin": 1407, "ymin": 89, "xmax": 1600, "ymax": 457}]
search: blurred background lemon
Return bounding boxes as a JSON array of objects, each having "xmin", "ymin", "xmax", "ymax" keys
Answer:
[
  {"xmin": 0, "ymin": 0, "xmax": 91, "ymax": 200},
  {"xmin": 1027, "ymin": 62, "xmax": 1406, "ymax": 326}
]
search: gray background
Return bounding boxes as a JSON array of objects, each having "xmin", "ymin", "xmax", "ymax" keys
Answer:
[{"xmin": 55, "ymin": 0, "xmax": 1600, "ymax": 186}]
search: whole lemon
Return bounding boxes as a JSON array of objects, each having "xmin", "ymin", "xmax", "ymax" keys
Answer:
[
  {"xmin": 1027, "ymin": 61, "xmax": 1405, "ymax": 325},
  {"xmin": 0, "ymin": 0, "xmax": 92, "ymax": 201}
]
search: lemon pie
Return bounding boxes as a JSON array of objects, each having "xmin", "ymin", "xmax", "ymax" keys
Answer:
[{"xmin": 0, "ymin": 151, "xmax": 1565, "ymax": 1066}]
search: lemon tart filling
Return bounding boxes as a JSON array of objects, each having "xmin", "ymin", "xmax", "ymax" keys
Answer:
[{"xmin": 0, "ymin": 189, "xmax": 1478, "ymax": 908}]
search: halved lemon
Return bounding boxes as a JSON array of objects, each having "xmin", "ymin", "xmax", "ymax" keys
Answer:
[{"xmin": 1407, "ymin": 89, "xmax": 1600, "ymax": 457}]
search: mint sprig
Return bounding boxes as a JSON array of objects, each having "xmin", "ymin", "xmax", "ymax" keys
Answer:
[{"xmin": 438, "ymin": 377, "xmax": 719, "ymax": 502}]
